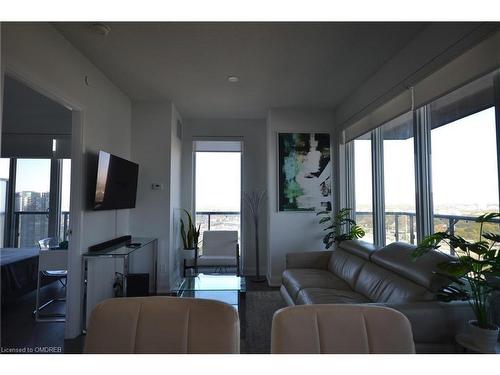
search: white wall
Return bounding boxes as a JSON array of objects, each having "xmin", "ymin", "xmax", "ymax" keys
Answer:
[
  {"xmin": 130, "ymin": 101, "xmax": 172, "ymax": 292},
  {"xmin": 130, "ymin": 101, "xmax": 183, "ymax": 292},
  {"xmin": 3, "ymin": 23, "xmax": 132, "ymax": 338},
  {"xmin": 266, "ymin": 109, "xmax": 336, "ymax": 285},
  {"xmin": 169, "ymin": 105, "xmax": 183, "ymax": 288},
  {"xmin": 181, "ymin": 119, "xmax": 268, "ymax": 275}
]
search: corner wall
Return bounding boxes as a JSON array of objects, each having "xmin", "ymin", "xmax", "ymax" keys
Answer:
[
  {"xmin": 3, "ymin": 22, "xmax": 132, "ymax": 338},
  {"xmin": 266, "ymin": 108, "xmax": 336, "ymax": 285}
]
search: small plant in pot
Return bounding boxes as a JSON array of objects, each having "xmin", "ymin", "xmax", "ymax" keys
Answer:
[
  {"xmin": 411, "ymin": 212, "xmax": 500, "ymax": 352},
  {"xmin": 317, "ymin": 208, "xmax": 365, "ymax": 249},
  {"xmin": 180, "ymin": 209, "xmax": 201, "ymax": 252}
]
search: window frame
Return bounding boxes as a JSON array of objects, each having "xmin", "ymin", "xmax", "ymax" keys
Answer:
[
  {"xmin": 3, "ymin": 157, "xmax": 66, "ymax": 247},
  {"xmin": 346, "ymin": 70, "xmax": 500, "ymax": 247}
]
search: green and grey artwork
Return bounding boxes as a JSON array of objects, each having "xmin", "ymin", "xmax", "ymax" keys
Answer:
[{"xmin": 278, "ymin": 133, "xmax": 331, "ymax": 211}]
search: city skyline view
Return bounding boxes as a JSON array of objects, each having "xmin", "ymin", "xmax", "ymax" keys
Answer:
[{"xmin": 0, "ymin": 158, "xmax": 71, "ymax": 247}]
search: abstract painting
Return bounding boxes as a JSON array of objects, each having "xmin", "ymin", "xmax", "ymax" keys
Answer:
[{"xmin": 278, "ymin": 133, "xmax": 331, "ymax": 212}]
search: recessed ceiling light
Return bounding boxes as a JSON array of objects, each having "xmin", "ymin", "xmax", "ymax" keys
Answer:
[{"xmin": 227, "ymin": 76, "xmax": 239, "ymax": 83}]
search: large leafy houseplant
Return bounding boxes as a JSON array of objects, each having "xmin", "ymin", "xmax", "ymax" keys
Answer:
[
  {"xmin": 411, "ymin": 212, "xmax": 500, "ymax": 351},
  {"xmin": 317, "ymin": 208, "xmax": 365, "ymax": 249},
  {"xmin": 180, "ymin": 209, "xmax": 201, "ymax": 250}
]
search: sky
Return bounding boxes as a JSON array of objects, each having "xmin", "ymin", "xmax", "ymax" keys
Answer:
[
  {"xmin": 195, "ymin": 152, "xmax": 241, "ymax": 212},
  {"xmin": 355, "ymin": 107, "xmax": 499, "ymax": 215}
]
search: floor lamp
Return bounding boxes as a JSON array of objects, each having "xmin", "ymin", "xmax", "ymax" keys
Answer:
[{"xmin": 243, "ymin": 190, "xmax": 267, "ymax": 283}]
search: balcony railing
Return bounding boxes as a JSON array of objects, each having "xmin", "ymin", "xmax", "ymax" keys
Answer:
[
  {"xmin": 355, "ymin": 211, "xmax": 500, "ymax": 253},
  {"xmin": 13, "ymin": 211, "xmax": 70, "ymax": 247},
  {"xmin": 195, "ymin": 211, "xmax": 240, "ymax": 232}
]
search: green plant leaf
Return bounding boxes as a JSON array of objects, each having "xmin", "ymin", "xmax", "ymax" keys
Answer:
[
  {"xmin": 437, "ymin": 261, "xmax": 470, "ymax": 277},
  {"xmin": 465, "ymin": 241, "xmax": 490, "ymax": 256},
  {"xmin": 482, "ymin": 232, "xmax": 500, "ymax": 242},
  {"xmin": 350, "ymin": 225, "xmax": 365, "ymax": 239},
  {"xmin": 317, "ymin": 207, "xmax": 364, "ymax": 248},
  {"xmin": 319, "ymin": 216, "xmax": 331, "ymax": 224},
  {"xmin": 180, "ymin": 218, "xmax": 187, "ymax": 249},
  {"xmin": 476, "ymin": 212, "xmax": 500, "ymax": 223}
]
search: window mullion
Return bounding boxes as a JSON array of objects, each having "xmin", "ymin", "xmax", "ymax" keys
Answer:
[
  {"xmin": 413, "ymin": 105, "xmax": 434, "ymax": 243},
  {"xmin": 48, "ymin": 158, "xmax": 62, "ymax": 240},
  {"xmin": 5, "ymin": 159, "xmax": 16, "ymax": 247},
  {"xmin": 343, "ymin": 141, "xmax": 355, "ymax": 216},
  {"xmin": 494, "ymin": 72, "xmax": 500, "ymax": 209},
  {"xmin": 371, "ymin": 128, "xmax": 385, "ymax": 247}
]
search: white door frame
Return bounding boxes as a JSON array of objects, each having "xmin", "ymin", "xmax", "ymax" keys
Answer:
[{"xmin": 4, "ymin": 67, "xmax": 84, "ymax": 339}]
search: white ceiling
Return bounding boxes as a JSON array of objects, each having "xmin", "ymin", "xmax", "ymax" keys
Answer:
[{"xmin": 54, "ymin": 22, "xmax": 428, "ymax": 119}]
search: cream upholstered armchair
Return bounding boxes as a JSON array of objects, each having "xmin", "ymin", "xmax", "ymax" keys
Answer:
[
  {"xmin": 184, "ymin": 230, "xmax": 240, "ymax": 276},
  {"xmin": 271, "ymin": 304, "xmax": 415, "ymax": 354},
  {"xmin": 84, "ymin": 296, "xmax": 240, "ymax": 354}
]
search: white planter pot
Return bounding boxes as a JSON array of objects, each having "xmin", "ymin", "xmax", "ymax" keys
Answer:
[{"xmin": 468, "ymin": 320, "xmax": 499, "ymax": 353}]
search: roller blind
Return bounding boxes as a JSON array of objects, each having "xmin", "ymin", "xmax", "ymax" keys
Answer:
[
  {"xmin": 193, "ymin": 139, "xmax": 242, "ymax": 152},
  {"xmin": 1, "ymin": 134, "xmax": 71, "ymax": 158},
  {"xmin": 342, "ymin": 30, "xmax": 500, "ymax": 143}
]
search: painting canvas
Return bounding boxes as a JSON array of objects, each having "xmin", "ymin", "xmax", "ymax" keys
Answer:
[{"xmin": 278, "ymin": 133, "xmax": 332, "ymax": 212}]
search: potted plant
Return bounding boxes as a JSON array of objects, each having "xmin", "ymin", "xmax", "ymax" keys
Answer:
[
  {"xmin": 317, "ymin": 208, "xmax": 365, "ymax": 249},
  {"xmin": 180, "ymin": 208, "xmax": 201, "ymax": 253},
  {"xmin": 411, "ymin": 212, "xmax": 500, "ymax": 352}
]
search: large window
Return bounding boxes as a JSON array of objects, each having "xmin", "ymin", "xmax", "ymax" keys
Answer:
[
  {"xmin": 354, "ymin": 137, "xmax": 374, "ymax": 243},
  {"xmin": 194, "ymin": 147, "xmax": 241, "ymax": 243},
  {"xmin": 382, "ymin": 113, "xmax": 416, "ymax": 244},
  {"xmin": 347, "ymin": 70, "xmax": 499, "ymax": 248},
  {"xmin": 1, "ymin": 157, "xmax": 71, "ymax": 247},
  {"xmin": 431, "ymin": 107, "xmax": 499, "ymax": 245}
]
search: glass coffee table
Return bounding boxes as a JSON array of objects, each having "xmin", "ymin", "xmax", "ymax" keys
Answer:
[{"xmin": 171, "ymin": 273, "xmax": 247, "ymax": 337}]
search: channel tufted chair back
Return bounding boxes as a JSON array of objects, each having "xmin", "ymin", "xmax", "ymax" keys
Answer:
[
  {"xmin": 271, "ymin": 304, "xmax": 415, "ymax": 354},
  {"xmin": 84, "ymin": 296, "xmax": 240, "ymax": 354}
]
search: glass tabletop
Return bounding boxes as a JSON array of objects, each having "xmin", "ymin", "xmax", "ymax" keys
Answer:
[
  {"xmin": 82, "ymin": 237, "xmax": 156, "ymax": 257},
  {"xmin": 171, "ymin": 273, "xmax": 246, "ymax": 293}
]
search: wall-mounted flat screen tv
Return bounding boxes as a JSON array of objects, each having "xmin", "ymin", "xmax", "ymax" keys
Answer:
[{"xmin": 93, "ymin": 150, "xmax": 139, "ymax": 210}]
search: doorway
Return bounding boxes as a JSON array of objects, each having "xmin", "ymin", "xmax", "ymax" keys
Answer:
[{"xmin": 0, "ymin": 74, "xmax": 75, "ymax": 350}]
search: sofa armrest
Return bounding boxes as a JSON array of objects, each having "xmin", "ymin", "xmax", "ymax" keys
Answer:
[
  {"xmin": 380, "ymin": 301, "xmax": 473, "ymax": 345},
  {"xmin": 285, "ymin": 251, "xmax": 333, "ymax": 270}
]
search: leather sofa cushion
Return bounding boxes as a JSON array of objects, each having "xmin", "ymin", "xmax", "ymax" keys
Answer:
[
  {"xmin": 84, "ymin": 297, "xmax": 240, "ymax": 353},
  {"xmin": 354, "ymin": 263, "xmax": 436, "ymax": 303},
  {"xmin": 327, "ymin": 249, "xmax": 366, "ymax": 288},
  {"xmin": 296, "ymin": 288, "xmax": 369, "ymax": 305},
  {"xmin": 376, "ymin": 301, "xmax": 473, "ymax": 345},
  {"xmin": 337, "ymin": 240, "xmax": 380, "ymax": 260},
  {"xmin": 371, "ymin": 242, "xmax": 453, "ymax": 292},
  {"xmin": 271, "ymin": 304, "xmax": 415, "ymax": 354},
  {"xmin": 282, "ymin": 269, "xmax": 351, "ymax": 301}
]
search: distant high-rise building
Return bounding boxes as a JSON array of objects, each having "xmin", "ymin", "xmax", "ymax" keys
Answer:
[{"xmin": 15, "ymin": 191, "xmax": 50, "ymax": 247}]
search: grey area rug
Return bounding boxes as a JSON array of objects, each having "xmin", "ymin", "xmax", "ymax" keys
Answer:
[{"xmin": 243, "ymin": 290, "xmax": 286, "ymax": 354}]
